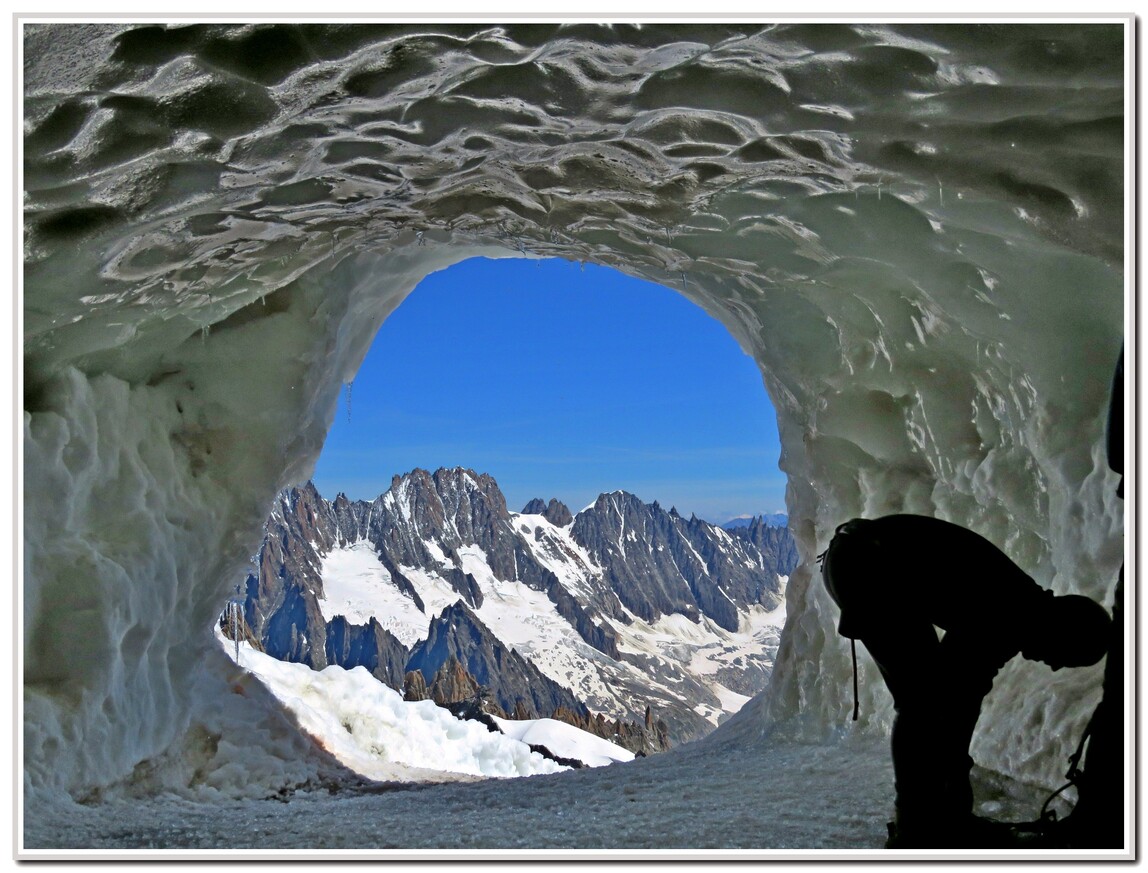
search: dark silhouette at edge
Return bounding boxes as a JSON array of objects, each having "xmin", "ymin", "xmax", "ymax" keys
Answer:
[{"xmin": 820, "ymin": 347, "xmax": 1125, "ymax": 849}]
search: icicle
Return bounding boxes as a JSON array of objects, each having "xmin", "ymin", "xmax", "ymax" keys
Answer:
[
  {"xmin": 416, "ymin": 230, "xmax": 425, "ymax": 246},
  {"xmin": 345, "ymin": 380, "xmax": 353, "ymax": 424},
  {"xmin": 200, "ymin": 324, "xmax": 210, "ymax": 345}
]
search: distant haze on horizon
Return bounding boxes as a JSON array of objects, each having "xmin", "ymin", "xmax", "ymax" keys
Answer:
[{"xmin": 312, "ymin": 257, "xmax": 786, "ymax": 526}]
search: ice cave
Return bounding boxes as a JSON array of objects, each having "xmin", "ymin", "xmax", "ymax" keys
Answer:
[{"xmin": 21, "ymin": 21, "xmax": 1130, "ymax": 855}]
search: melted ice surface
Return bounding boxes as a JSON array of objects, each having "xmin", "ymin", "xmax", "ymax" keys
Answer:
[{"xmin": 21, "ymin": 21, "xmax": 1127, "ymax": 850}]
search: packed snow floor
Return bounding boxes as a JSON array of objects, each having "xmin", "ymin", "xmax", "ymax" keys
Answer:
[
  {"xmin": 24, "ymin": 733, "xmax": 1056, "ymax": 858},
  {"xmin": 23, "ymin": 639, "xmax": 1061, "ymax": 858},
  {"xmin": 24, "ymin": 630, "xmax": 1077, "ymax": 860}
]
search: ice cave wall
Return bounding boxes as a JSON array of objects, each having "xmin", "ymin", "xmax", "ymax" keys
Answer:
[{"xmin": 22, "ymin": 22, "xmax": 1127, "ymax": 802}]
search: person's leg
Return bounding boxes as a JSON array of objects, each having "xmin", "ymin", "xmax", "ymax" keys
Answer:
[
  {"xmin": 856, "ymin": 620, "xmax": 959, "ymax": 844},
  {"xmin": 932, "ymin": 628, "xmax": 1019, "ymax": 819}
]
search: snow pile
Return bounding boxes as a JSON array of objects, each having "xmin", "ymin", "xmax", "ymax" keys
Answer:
[
  {"xmin": 21, "ymin": 21, "xmax": 1128, "ymax": 851},
  {"xmin": 226, "ymin": 636, "xmax": 568, "ymax": 781},
  {"xmin": 491, "ymin": 717, "xmax": 635, "ymax": 768}
]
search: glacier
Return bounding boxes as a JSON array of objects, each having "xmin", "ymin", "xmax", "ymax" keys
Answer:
[{"xmin": 21, "ymin": 20, "xmax": 1129, "ymax": 855}]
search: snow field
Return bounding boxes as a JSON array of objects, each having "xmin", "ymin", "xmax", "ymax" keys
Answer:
[
  {"xmin": 22, "ymin": 726, "xmax": 1065, "ymax": 854},
  {"xmin": 511, "ymin": 512, "xmax": 601, "ymax": 600},
  {"xmin": 318, "ymin": 540, "xmax": 464, "ymax": 646}
]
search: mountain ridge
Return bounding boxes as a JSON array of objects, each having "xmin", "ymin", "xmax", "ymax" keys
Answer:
[{"xmin": 239, "ymin": 467, "xmax": 797, "ymax": 746}]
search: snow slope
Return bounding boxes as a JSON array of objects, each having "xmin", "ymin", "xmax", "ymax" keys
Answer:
[
  {"xmin": 228, "ymin": 634, "xmax": 568, "ymax": 781},
  {"xmin": 319, "ymin": 540, "xmax": 459, "ymax": 647}
]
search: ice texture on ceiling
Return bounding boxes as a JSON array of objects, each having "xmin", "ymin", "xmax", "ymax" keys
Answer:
[{"xmin": 22, "ymin": 20, "xmax": 1125, "ymax": 817}]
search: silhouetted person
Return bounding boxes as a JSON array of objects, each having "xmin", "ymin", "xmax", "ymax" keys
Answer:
[{"xmin": 821, "ymin": 514, "xmax": 1112, "ymax": 848}]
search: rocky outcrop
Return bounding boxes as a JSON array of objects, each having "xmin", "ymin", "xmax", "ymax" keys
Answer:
[
  {"xmin": 549, "ymin": 704, "xmax": 671, "ymax": 757},
  {"xmin": 324, "ymin": 616, "xmax": 410, "ymax": 690},
  {"xmin": 406, "ymin": 601, "xmax": 589, "ymax": 720},
  {"xmin": 428, "ymin": 655, "xmax": 482, "ymax": 707},
  {"xmin": 541, "ymin": 571, "xmax": 620, "ymax": 659},
  {"xmin": 523, "ymin": 497, "xmax": 574, "ymax": 527},
  {"xmin": 244, "ymin": 485, "xmax": 333, "ymax": 670},
  {"xmin": 372, "ymin": 468, "xmax": 519, "ymax": 583},
  {"xmin": 727, "ymin": 516, "xmax": 800, "ymax": 591},
  {"xmin": 408, "ymin": 654, "xmax": 670, "ymax": 759},
  {"xmin": 403, "ymin": 669, "xmax": 429, "ymax": 702},
  {"xmin": 218, "ymin": 604, "xmax": 264, "ymax": 652}
]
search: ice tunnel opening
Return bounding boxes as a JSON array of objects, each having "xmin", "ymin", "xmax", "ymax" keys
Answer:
[
  {"xmin": 23, "ymin": 205, "xmax": 1125, "ymax": 814},
  {"xmin": 224, "ymin": 254, "xmax": 796, "ymax": 778}
]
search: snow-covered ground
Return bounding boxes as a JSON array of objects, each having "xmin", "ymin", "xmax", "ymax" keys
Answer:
[
  {"xmin": 490, "ymin": 717, "xmax": 635, "ymax": 767},
  {"xmin": 318, "ymin": 540, "xmax": 458, "ymax": 646},
  {"xmin": 22, "ymin": 725, "xmax": 1060, "ymax": 858},
  {"xmin": 229, "ymin": 632, "xmax": 635, "ymax": 779},
  {"xmin": 19, "ymin": 632, "xmax": 1068, "ymax": 858},
  {"xmin": 22, "ymin": 742, "xmax": 899, "ymax": 855}
]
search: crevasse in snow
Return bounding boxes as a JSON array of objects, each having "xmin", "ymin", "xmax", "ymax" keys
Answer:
[{"xmin": 22, "ymin": 20, "xmax": 1127, "ymax": 844}]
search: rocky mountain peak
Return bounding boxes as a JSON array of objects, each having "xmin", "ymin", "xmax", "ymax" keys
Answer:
[
  {"xmin": 384, "ymin": 467, "xmax": 511, "ymax": 536},
  {"xmin": 571, "ymin": 490, "xmax": 786, "ymax": 632},
  {"xmin": 522, "ymin": 497, "xmax": 573, "ymax": 527}
]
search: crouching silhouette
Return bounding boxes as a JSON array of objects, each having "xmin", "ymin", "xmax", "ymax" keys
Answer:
[{"xmin": 820, "ymin": 514, "xmax": 1111, "ymax": 848}]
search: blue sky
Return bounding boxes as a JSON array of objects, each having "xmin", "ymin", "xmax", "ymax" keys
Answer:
[{"xmin": 312, "ymin": 257, "xmax": 785, "ymax": 524}]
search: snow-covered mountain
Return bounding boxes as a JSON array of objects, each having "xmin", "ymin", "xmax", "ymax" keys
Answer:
[{"xmin": 238, "ymin": 468, "xmax": 797, "ymax": 746}]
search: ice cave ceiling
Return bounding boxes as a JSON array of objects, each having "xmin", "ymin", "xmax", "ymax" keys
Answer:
[{"xmin": 22, "ymin": 21, "xmax": 1127, "ymax": 806}]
